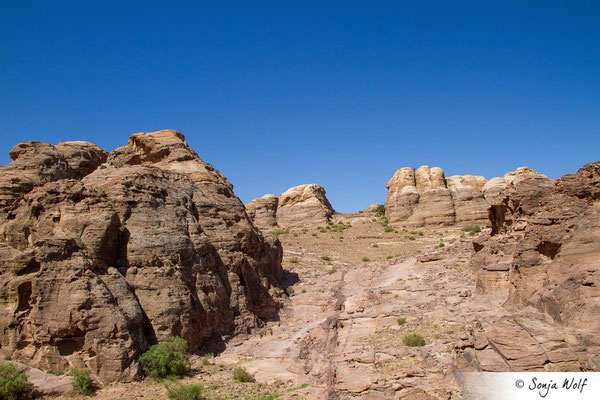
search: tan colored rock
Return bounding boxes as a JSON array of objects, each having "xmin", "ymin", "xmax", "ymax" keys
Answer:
[
  {"xmin": 246, "ymin": 194, "xmax": 279, "ymax": 231},
  {"xmin": 0, "ymin": 360, "xmax": 72, "ymax": 396},
  {"xmin": 0, "ymin": 130, "xmax": 284, "ymax": 382},
  {"xmin": 446, "ymin": 175, "xmax": 487, "ymax": 191},
  {"xmin": 470, "ymin": 162, "xmax": 600, "ymax": 368},
  {"xmin": 415, "ymin": 166, "xmax": 446, "ymax": 193},
  {"xmin": 276, "ymin": 184, "xmax": 334, "ymax": 228},
  {"xmin": 482, "ymin": 177, "xmax": 507, "ymax": 201},
  {"xmin": 55, "ymin": 141, "xmax": 108, "ymax": 179},
  {"xmin": 363, "ymin": 204, "xmax": 381, "ymax": 213},
  {"xmin": 407, "ymin": 187, "xmax": 455, "ymax": 226}
]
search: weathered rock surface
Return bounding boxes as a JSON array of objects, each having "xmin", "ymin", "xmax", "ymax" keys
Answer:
[
  {"xmin": 245, "ymin": 195, "xmax": 279, "ymax": 231},
  {"xmin": 0, "ymin": 360, "xmax": 72, "ymax": 396},
  {"xmin": 0, "ymin": 130, "xmax": 283, "ymax": 382},
  {"xmin": 384, "ymin": 166, "xmax": 490, "ymax": 227},
  {"xmin": 363, "ymin": 204, "xmax": 381, "ymax": 213},
  {"xmin": 464, "ymin": 161, "xmax": 600, "ymax": 371},
  {"xmin": 275, "ymin": 184, "xmax": 334, "ymax": 228}
]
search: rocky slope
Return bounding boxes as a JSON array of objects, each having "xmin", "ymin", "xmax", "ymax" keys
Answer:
[
  {"xmin": 463, "ymin": 161, "xmax": 600, "ymax": 371},
  {"xmin": 0, "ymin": 130, "xmax": 283, "ymax": 382},
  {"xmin": 246, "ymin": 184, "xmax": 335, "ymax": 230}
]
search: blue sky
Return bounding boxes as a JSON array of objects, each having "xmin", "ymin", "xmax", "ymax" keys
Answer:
[{"xmin": 1, "ymin": 1, "xmax": 598, "ymax": 212}]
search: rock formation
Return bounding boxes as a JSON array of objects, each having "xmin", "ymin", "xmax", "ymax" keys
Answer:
[
  {"xmin": 245, "ymin": 195, "xmax": 279, "ymax": 231},
  {"xmin": 246, "ymin": 184, "xmax": 335, "ymax": 229},
  {"xmin": 0, "ymin": 130, "xmax": 283, "ymax": 382},
  {"xmin": 384, "ymin": 165, "xmax": 489, "ymax": 227},
  {"xmin": 462, "ymin": 162, "xmax": 600, "ymax": 371}
]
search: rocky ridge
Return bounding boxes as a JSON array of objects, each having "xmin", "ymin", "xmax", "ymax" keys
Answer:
[{"xmin": 0, "ymin": 130, "xmax": 283, "ymax": 383}]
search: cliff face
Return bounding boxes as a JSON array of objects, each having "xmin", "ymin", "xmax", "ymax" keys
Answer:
[
  {"xmin": 0, "ymin": 130, "xmax": 283, "ymax": 382},
  {"xmin": 246, "ymin": 184, "xmax": 335, "ymax": 230},
  {"xmin": 384, "ymin": 165, "xmax": 490, "ymax": 227},
  {"xmin": 462, "ymin": 162, "xmax": 600, "ymax": 371}
]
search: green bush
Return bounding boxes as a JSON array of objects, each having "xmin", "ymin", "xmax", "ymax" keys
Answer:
[
  {"xmin": 284, "ymin": 286, "xmax": 295, "ymax": 296},
  {"xmin": 0, "ymin": 364, "xmax": 32, "ymax": 400},
  {"xmin": 270, "ymin": 228, "xmax": 290, "ymax": 236},
  {"xmin": 70, "ymin": 368, "xmax": 94, "ymax": 395},
  {"xmin": 437, "ymin": 241, "xmax": 445, "ymax": 248},
  {"xmin": 320, "ymin": 255, "xmax": 331, "ymax": 262},
  {"xmin": 408, "ymin": 236, "xmax": 416, "ymax": 240},
  {"xmin": 139, "ymin": 337, "xmax": 190, "ymax": 378},
  {"xmin": 402, "ymin": 333, "xmax": 425, "ymax": 347},
  {"xmin": 462, "ymin": 225, "xmax": 481, "ymax": 235},
  {"xmin": 289, "ymin": 258, "xmax": 298, "ymax": 264},
  {"xmin": 375, "ymin": 205, "xmax": 385, "ymax": 215},
  {"xmin": 372, "ymin": 244, "xmax": 378, "ymax": 248},
  {"xmin": 384, "ymin": 226, "xmax": 395, "ymax": 233},
  {"xmin": 166, "ymin": 383, "xmax": 207, "ymax": 400},
  {"xmin": 326, "ymin": 267, "xmax": 337, "ymax": 274},
  {"xmin": 396, "ymin": 317, "xmax": 407, "ymax": 325},
  {"xmin": 361, "ymin": 256, "xmax": 370, "ymax": 262},
  {"xmin": 327, "ymin": 221, "xmax": 334, "ymax": 226},
  {"xmin": 386, "ymin": 255, "xmax": 393, "ymax": 259},
  {"xmin": 233, "ymin": 367, "xmax": 254, "ymax": 382}
]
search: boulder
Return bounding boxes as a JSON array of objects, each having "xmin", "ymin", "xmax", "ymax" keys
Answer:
[
  {"xmin": 415, "ymin": 166, "xmax": 446, "ymax": 193},
  {"xmin": 276, "ymin": 184, "xmax": 334, "ymax": 228},
  {"xmin": 363, "ymin": 204, "xmax": 381, "ymax": 213},
  {"xmin": 0, "ymin": 130, "xmax": 283, "ymax": 382},
  {"xmin": 246, "ymin": 194, "xmax": 279, "ymax": 231}
]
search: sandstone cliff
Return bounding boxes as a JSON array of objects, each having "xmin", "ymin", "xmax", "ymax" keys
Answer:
[
  {"xmin": 0, "ymin": 130, "xmax": 283, "ymax": 382},
  {"xmin": 384, "ymin": 165, "xmax": 489, "ymax": 227},
  {"xmin": 246, "ymin": 184, "xmax": 335, "ymax": 230},
  {"xmin": 461, "ymin": 162, "xmax": 600, "ymax": 371}
]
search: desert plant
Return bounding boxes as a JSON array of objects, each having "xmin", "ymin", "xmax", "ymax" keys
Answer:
[
  {"xmin": 408, "ymin": 236, "xmax": 416, "ymax": 240},
  {"xmin": 233, "ymin": 367, "xmax": 254, "ymax": 382},
  {"xmin": 375, "ymin": 205, "xmax": 385, "ymax": 215},
  {"xmin": 372, "ymin": 244, "xmax": 379, "ymax": 248},
  {"xmin": 402, "ymin": 333, "xmax": 425, "ymax": 347},
  {"xmin": 386, "ymin": 255, "xmax": 393, "ymax": 259},
  {"xmin": 320, "ymin": 255, "xmax": 331, "ymax": 261},
  {"xmin": 361, "ymin": 256, "xmax": 370, "ymax": 262},
  {"xmin": 166, "ymin": 383, "xmax": 206, "ymax": 400},
  {"xmin": 284, "ymin": 286, "xmax": 295, "ymax": 296},
  {"xmin": 326, "ymin": 267, "xmax": 337, "ymax": 274},
  {"xmin": 201, "ymin": 353, "xmax": 213, "ymax": 366},
  {"xmin": 384, "ymin": 226, "xmax": 394, "ymax": 233},
  {"xmin": 70, "ymin": 368, "xmax": 94, "ymax": 395},
  {"xmin": 0, "ymin": 364, "xmax": 32, "ymax": 400},
  {"xmin": 396, "ymin": 317, "xmax": 407, "ymax": 325},
  {"xmin": 327, "ymin": 221, "xmax": 334, "ymax": 226},
  {"xmin": 437, "ymin": 241, "xmax": 445, "ymax": 248},
  {"xmin": 139, "ymin": 336, "xmax": 190, "ymax": 378},
  {"xmin": 289, "ymin": 257, "xmax": 298, "ymax": 264},
  {"xmin": 270, "ymin": 228, "xmax": 290, "ymax": 236}
]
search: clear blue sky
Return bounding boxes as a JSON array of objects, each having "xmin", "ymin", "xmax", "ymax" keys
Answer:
[{"xmin": 1, "ymin": 1, "xmax": 598, "ymax": 212}]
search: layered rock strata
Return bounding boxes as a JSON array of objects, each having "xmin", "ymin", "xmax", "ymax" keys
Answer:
[
  {"xmin": 0, "ymin": 130, "xmax": 283, "ymax": 382},
  {"xmin": 384, "ymin": 166, "xmax": 489, "ymax": 227},
  {"xmin": 246, "ymin": 184, "xmax": 335, "ymax": 229},
  {"xmin": 462, "ymin": 162, "xmax": 600, "ymax": 371}
]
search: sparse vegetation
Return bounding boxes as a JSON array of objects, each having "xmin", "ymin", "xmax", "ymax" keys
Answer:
[
  {"xmin": 375, "ymin": 205, "xmax": 385, "ymax": 215},
  {"xmin": 386, "ymin": 255, "xmax": 393, "ymax": 259},
  {"xmin": 0, "ymin": 364, "xmax": 32, "ymax": 400},
  {"xmin": 201, "ymin": 353, "xmax": 213, "ymax": 366},
  {"xmin": 70, "ymin": 368, "xmax": 94, "ymax": 395},
  {"xmin": 326, "ymin": 267, "xmax": 337, "ymax": 274},
  {"xmin": 436, "ymin": 241, "xmax": 445, "ymax": 248},
  {"xmin": 284, "ymin": 286, "xmax": 295, "ymax": 296},
  {"xmin": 289, "ymin": 257, "xmax": 298, "ymax": 264},
  {"xmin": 396, "ymin": 317, "xmax": 407, "ymax": 325},
  {"xmin": 166, "ymin": 383, "xmax": 207, "ymax": 400},
  {"xmin": 361, "ymin": 256, "xmax": 370, "ymax": 262},
  {"xmin": 320, "ymin": 255, "xmax": 331, "ymax": 261},
  {"xmin": 372, "ymin": 244, "xmax": 378, "ymax": 248},
  {"xmin": 407, "ymin": 236, "xmax": 416, "ymax": 240},
  {"xmin": 270, "ymin": 228, "xmax": 290, "ymax": 236},
  {"xmin": 462, "ymin": 225, "xmax": 481, "ymax": 235},
  {"xmin": 402, "ymin": 333, "xmax": 425, "ymax": 347},
  {"xmin": 301, "ymin": 288, "xmax": 307, "ymax": 293},
  {"xmin": 139, "ymin": 337, "xmax": 190, "ymax": 378},
  {"xmin": 384, "ymin": 226, "xmax": 395, "ymax": 233},
  {"xmin": 233, "ymin": 367, "xmax": 255, "ymax": 382}
]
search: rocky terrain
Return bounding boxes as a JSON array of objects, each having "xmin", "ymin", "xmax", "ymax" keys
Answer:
[
  {"xmin": 246, "ymin": 184, "xmax": 335, "ymax": 229},
  {"xmin": 0, "ymin": 131, "xmax": 598, "ymax": 399},
  {"xmin": 0, "ymin": 130, "xmax": 284, "ymax": 383}
]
